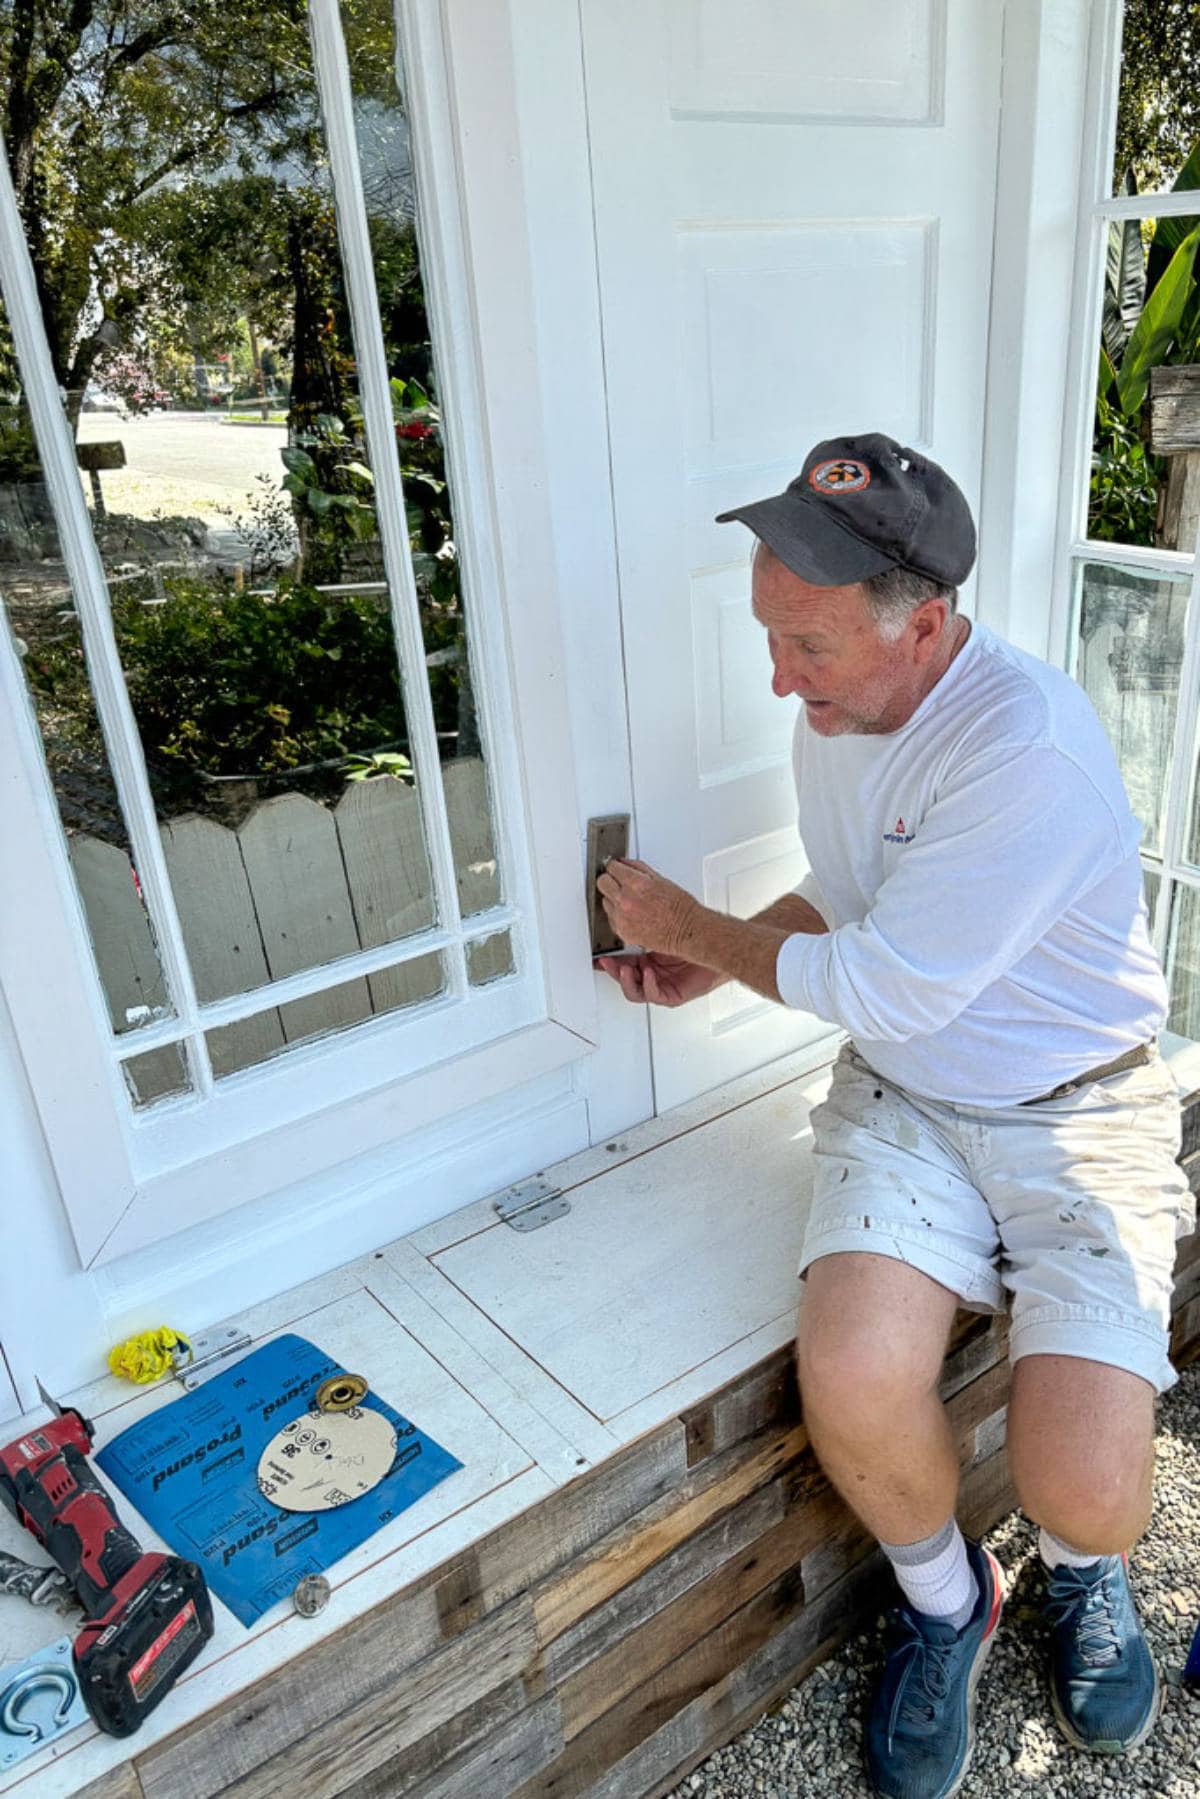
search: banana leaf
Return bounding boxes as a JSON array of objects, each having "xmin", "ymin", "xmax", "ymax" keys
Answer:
[
  {"xmin": 1105, "ymin": 214, "xmax": 1146, "ymax": 364},
  {"xmin": 1098, "ymin": 343, "xmax": 1118, "ymax": 403},
  {"xmin": 1146, "ymin": 140, "xmax": 1200, "ymax": 287},
  {"xmin": 1115, "ymin": 222, "xmax": 1200, "ymax": 416}
]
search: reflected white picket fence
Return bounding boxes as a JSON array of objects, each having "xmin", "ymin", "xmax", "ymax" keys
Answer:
[{"xmin": 69, "ymin": 756, "xmax": 508, "ymax": 1094}]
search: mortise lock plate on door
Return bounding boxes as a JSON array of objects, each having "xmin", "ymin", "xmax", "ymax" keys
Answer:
[{"xmin": 586, "ymin": 814, "xmax": 630, "ymax": 956}]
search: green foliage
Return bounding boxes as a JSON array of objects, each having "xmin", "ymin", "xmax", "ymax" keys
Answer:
[
  {"xmin": 1090, "ymin": 137, "xmax": 1200, "ymax": 542},
  {"xmin": 343, "ymin": 750, "xmax": 413, "ymax": 783},
  {"xmin": 25, "ymin": 576, "xmax": 411, "ymax": 802},
  {"xmin": 1089, "ymin": 391, "xmax": 1161, "ymax": 543},
  {"xmin": 1114, "ymin": 0, "xmax": 1200, "ymax": 193}
]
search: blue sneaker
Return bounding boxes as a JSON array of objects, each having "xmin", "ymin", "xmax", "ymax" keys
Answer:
[
  {"xmin": 1044, "ymin": 1554, "xmax": 1160, "ymax": 1753},
  {"xmin": 865, "ymin": 1541, "xmax": 1004, "ymax": 1798}
]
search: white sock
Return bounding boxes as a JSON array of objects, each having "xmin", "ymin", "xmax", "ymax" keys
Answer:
[
  {"xmin": 880, "ymin": 1518, "xmax": 978, "ymax": 1628},
  {"xmin": 1039, "ymin": 1526, "xmax": 1101, "ymax": 1572}
]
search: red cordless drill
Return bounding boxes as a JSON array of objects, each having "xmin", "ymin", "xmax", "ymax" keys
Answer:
[{"xmin": 0, "ymin": 1381, "xmax": 213, "ymax": 1736}]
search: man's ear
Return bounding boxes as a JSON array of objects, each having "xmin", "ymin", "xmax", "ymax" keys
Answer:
[{"xmin": 911, "ymin": 598, "xmax": 950, "ymax": 660}]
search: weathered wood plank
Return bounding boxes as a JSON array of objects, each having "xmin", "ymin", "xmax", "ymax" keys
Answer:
[
  {"xmin": 330, "ymin": 1676, "xmax": 535, "ymax": 1799},
  {"xmin": 681, "ymin": 1346, "xmax": 794, "ymax": 1468},
  {"xmin": 1171, "ymin": 1292, "xmax": 1200, "ymax": 1366},
  {"xmin": 624, "ymin": 1555, "xmax": 887, "ymax": 1799},
  {"xmin": 135, "ymin": 1594, "xmax": 536, "ymax": 1799},
  {"xmin": 545, "ymin": 1475, "xmax": 787, "ymax": 1690},
  {"xmin": 335, "ymin": 775, "xmax": 443, "ymax": 1015},
  {"xmin": 443, "ymin": 756, "xmax": 500, "ymax": 917},
  {"xmin": 75, "ymin": 1764, "xmax": 147, "ymax": 1799},
  {"xmin": 392, "ymin": 1696, "xmax": 562, "ymax": 1799},
  {"xmin": 511, "ymin": 1563, "xmax": 809, "ymax": 1799},
  {"xmin": 67, "ymin": 836, "xmax": 167, "ymax": 1027},
  {"xmin": 430, "ymin": 1422, "xmax": 688, "ymax": 1637},
  {"xmin": 237, "ymin": 792, "xmax": 370, "ymax": 1041},
  {"xmin": 1147, "ymin": 363, "xmax": 1200, "ymax": 452},
  {"xmin": 559, "ymin": 1507, "xmax": 812, "ymax": 1743},
  {"xmin": 160, "ymin": 811, "xmax": 284, "ymax": 1074},
  {"xmin": 533, "ymin": 1424, "xmax": 806, "ymax": 1650},
  {"xmin": 938, "ymin": 1314, "xmax": 1009, "ymax": 1401}
]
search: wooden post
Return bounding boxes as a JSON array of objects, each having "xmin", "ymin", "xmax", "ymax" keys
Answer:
[
  {"xmin": 75, "ymin": 438, "xmax": 126, "ymax": 523},
  {"xmin": 1147, "ymin": 364, "xmax": 1200, "ymax": 553}
]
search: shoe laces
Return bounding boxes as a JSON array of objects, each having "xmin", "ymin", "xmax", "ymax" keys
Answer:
[
  {"xmin": 887, "ymin": 1613, "xmax": 959, "ymax": 1740},
  {"xmin": 1044, "ymin": 1561, "xmax": 1122, "ymax": 1668}
]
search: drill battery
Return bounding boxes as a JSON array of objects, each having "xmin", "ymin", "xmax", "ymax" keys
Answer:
[{"xmin": 1, "ymin": 1398, "xmax": 214, "ymax": 1736}]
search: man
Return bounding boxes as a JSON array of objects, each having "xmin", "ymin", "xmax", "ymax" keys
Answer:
[{"xmin": 596, "ymin": 433, "xmax": 1193, "ymax": 1799}]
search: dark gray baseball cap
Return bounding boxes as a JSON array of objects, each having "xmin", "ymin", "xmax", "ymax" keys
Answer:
[{"xmin": 715, "ymin": 433, "xmax": 976, "ymax": 588}]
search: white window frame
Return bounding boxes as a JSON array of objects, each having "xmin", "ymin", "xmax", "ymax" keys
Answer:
[
  {"xmin": 0, "ymin": 0, "xmax": 597, "ymax": 1269},
  {"xmin": 1052, "ymin": 0, "xmax": 1200, "ymax": 1024}
]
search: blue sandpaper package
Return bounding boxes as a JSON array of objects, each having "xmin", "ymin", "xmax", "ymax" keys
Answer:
[{"xmin": 96, "ymin": 1333, "xmax": 462, "ymax": 1626}]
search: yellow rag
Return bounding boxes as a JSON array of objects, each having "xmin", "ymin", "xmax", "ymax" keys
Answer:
[{"xmin": 107, "ymin": 1327, "xmax": 190, "ymax": 1384}]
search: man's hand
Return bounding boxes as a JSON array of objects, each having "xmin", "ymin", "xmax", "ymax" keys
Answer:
[
  {"xmin": 595, "ymin": 857, "xmax": 700, "ymax": 957},
  {"xmin": 593, "ymin": 861, "xmax": 827, "ymax": 1009},
  {"xmin": 594, "ymin": 951, "xmax": 723, "ymax": 1008}
]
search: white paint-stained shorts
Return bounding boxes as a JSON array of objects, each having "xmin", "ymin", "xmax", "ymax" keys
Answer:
[{"xmin": 799, "ymin": 1044, "xmax": 1196, "ymax": 1393}]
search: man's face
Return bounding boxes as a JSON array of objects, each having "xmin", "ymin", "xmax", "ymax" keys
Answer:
[{"xmin": 751, "ymin": 549, "xmax": 941, "ymax": 736}]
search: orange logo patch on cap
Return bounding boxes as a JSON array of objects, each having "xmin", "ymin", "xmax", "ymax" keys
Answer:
[{"xmin": 809, "ymin": 458, "xmax": 871, "ymax": 494}]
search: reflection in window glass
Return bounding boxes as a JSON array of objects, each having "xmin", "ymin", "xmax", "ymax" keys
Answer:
[
  {"xmin": 205, "ymin": 954, "xmax": 446, "ymax": 1079},
  {"xmin": 122, "ymin": 1043, "xmax": 191, "ymax": 1108},
  {"xmin": 1089, "ymin": 214, "xmax": 1200, "ymax": 552},
  {"xmin": 349, "ymin": 3, "xmax": 506, "ymax": 920},
  {"xmin": 467, "ymin": 931, "xmax": 515, "ymax": 988},
  {"xmin": 0, "ymin": 304, "xmax": 174, "ymax": 1039},
  {"xmin": 1074, "ymin": 561, "xmax": 1190, "ymax": 853},
  {"xmin": 1168, "ymin": 882, "xmax": 1200, "ymax": 1042},
  {"xmin": 3, "ymin": 0, "xmax": 508, "ymax": 1089},
  {"xmin": 1112, "ymin": 7, "xmax": 1200, "ymax": 197}
]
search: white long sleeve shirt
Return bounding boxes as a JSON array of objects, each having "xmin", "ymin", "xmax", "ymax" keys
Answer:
[{"xmin": 775, "ymin": 622, "xmax": 1167, "ymax": 1106}]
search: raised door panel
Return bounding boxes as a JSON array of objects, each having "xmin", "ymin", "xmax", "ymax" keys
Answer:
[{"xmin": 582, "ymin": 0, "xmax": 1002, "ymax": 1109}]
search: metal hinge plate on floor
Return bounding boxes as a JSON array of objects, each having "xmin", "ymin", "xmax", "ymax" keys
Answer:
[
  {"xmin": 493, "ymin": 1177, "xmax": 570, "ymax": 1233},
  {"xmin": 172, "ymin": 1325, "xmax": 253, "ymax": 1390}
]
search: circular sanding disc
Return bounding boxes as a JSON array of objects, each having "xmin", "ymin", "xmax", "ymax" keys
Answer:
[{"xmin": 257, "ymin": 1405, "xmax": 397, "ymax": 1512}]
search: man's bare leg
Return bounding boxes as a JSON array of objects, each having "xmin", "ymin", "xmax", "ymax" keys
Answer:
[
  {"xmin": 795, "ymin": 1251, "xmax": 962, "ymax": 1542},
  {"xmin": 1007, "ymin": 1355, "xmax": 1155, "ymax": 1553}
]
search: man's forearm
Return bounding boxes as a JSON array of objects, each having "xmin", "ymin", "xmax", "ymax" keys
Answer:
[{"xmin": 676, "ymin": 891, "xmax": 828, "ymax": 1002}]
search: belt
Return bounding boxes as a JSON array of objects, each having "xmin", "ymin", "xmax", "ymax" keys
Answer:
[{"xmin": 1019, "ymin": 1041, "xmax": 1155, "ymax": 1107}]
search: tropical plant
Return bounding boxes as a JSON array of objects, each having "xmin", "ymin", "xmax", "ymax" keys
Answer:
[
  {"xmin": 23, "ymin": 576, "xmax": 413, "ymax": 801},
  {"xmin": 1090, "ymin": 140, "xmax": 1200, "ymax": 540}
]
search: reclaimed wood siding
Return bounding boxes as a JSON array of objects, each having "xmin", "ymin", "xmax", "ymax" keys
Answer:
[{"xmin": 76, "ymin": 1109, "xmax": 1200, "ymax": 1799}]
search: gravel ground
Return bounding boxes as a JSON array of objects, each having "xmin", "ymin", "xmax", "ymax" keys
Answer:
[{"xmin": 667, "ymin": 1361, "xmax": 1200, "ymax": 1798}]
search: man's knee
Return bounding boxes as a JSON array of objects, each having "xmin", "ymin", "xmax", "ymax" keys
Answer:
[
  {"xmin": 1008, "ymin": 1355, "xmax": 1156, "ymax": 1552},
  {"xmin": 796, "ymin": 1252, "xmax": 956, "ymax": 1426}
]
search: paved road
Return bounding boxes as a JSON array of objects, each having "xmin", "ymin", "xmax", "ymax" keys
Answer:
[{"xmin": 76, "ymin": 410, "xmax": 288, "ymax": 529}]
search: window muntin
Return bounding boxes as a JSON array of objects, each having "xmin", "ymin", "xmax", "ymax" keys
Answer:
[{"xmin": 0, "ymin": 0, "xmax": 519, "ymax": 1106}]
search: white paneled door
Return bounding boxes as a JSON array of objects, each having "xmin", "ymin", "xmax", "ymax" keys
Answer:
[{"xmin": 581, "ymin": 0, "xmax": 1004, "ymax": 1111}]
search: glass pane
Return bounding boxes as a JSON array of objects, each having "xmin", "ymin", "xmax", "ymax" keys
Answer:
[
  {"xmin": 2, "ymin": 2, "xmax": 472, "ymax": 1038},
  {"xmin": 122, "ymin": 1043, "xmax": 191, "ymax": 1108},
  {"xmin": 1167, "ymin": 882, "xmax": 1200, "ymax": 1044},
  {"xmin": 467, "ymin": 931, "xmax": 515, "ymax": 988},
  {"xmin": 1112, "ymin": 10, "xmax": 1200, "ymax": 196},
  {"xmin": 205, "ymin": 954, "xmax": 446, "ymax": 1078},
  {"xmin": 1089, "ymin": 213, "xmax": 1200, "ymax": 553},
  {"xmin": 1074, "ymin": 560, "xmax": 1190, "ymax": 853},
  {"xmin": 349, "ymin": 4, "xmax": 506, "ymax": 920},
  {"xmin": 0, "ymin": 305, "xmax": 174, "ymax": 1040}
]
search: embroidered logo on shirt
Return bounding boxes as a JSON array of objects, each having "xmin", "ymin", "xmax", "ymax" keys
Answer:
[{"xmin": 883, "ymin": 815, "xmax": 915, "ymax": 844}]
